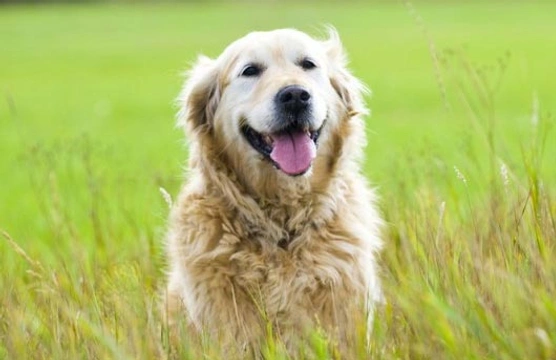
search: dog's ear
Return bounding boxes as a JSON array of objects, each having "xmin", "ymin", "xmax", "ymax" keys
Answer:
[
  {"xmin": 323, "ymin": 27, "xmax": 369, "ymax": 117},
  {"xmin": 176, "ymin": 55, "xmax": 220, "ymax": 131}
]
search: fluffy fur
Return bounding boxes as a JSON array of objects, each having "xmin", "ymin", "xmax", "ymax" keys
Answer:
[{"xmin": 164, "ymin": 28, "xmax": 383, "ymax": 356}]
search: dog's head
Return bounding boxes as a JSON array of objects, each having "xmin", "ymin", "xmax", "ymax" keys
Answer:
[{"xmin": 178, "ymin": 28, "xmax": 368, "ymax": 193}]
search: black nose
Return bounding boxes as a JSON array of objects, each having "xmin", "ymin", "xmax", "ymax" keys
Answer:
[{"xmin": 275, "ymin": 85, "xmax": 311, "ymax": 114}]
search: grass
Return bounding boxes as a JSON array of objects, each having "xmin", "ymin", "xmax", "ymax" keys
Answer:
[{"xmin": 1, "ymin": 1, "xmax": 555, "ymax": 359}]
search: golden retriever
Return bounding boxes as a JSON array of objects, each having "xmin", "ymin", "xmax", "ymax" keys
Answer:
[{"xmin": 164, "ymin": 28, "xmax": 382, "ymax": 356}]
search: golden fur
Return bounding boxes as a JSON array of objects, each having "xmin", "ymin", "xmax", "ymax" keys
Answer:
[{"xmin": 164, "ymin": 28, "xmax": 383, "ymax": 356}]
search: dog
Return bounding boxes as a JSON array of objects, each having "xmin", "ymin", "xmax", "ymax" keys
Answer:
[{"xmin": 164, "ymin": 28, "xmax": 383, "ymax": 357}]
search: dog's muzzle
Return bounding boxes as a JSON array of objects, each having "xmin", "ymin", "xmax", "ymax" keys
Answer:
[
  {"xmin": 241, "ymin": 85, "xmax": 325, "ymax": 177},
  {"xmin": 274, "ymin": 85, "xmax": 312, "ymax": 130}
]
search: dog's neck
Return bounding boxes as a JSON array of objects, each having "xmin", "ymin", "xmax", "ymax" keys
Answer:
[
  {"xmin": 196, "ymin": 143, "xmax": 319, "ymax": 222},
  {"xmin": 186, "ymin": 114, "xmax": 365, "ymax": 236}
]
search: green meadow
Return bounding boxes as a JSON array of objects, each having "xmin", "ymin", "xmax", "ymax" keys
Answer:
[{"xmin": 1, "ymin": 2, "xmax": 555, "ymax": 358}]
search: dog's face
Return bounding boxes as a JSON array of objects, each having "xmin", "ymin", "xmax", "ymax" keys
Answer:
[{"xmin": 178, "ymin": 28, "xmax": 366, "ymax": 182}]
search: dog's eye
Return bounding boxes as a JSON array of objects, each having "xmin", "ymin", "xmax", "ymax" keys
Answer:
[
  {"xmin": 300, "ymin": 58, "xmax": 317, "ymax": 70},
  {"xmin": 241, "ymin": 64, "xmax": 262, "ymax": 77}
]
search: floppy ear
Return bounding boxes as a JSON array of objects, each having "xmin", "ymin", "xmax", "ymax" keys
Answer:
[
  {"xmin": 176, "ymin": 55, "xmax": 220, "ymax": 131},
  {"xmin": 323, "ymin": 28, "xmax": 370, "ymax": 117}
]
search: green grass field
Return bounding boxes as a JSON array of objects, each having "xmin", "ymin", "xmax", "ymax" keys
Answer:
[{"xmin": 1, "ymin": 2, "xmax": 555, "ymax": 359}]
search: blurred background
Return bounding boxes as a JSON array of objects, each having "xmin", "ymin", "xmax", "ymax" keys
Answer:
[{"xmin": 2, "ymin": 1, "xmax": 554, "ymax": 245}]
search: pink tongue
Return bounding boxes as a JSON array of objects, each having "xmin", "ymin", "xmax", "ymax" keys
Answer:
[{"xmin": 270, "ymin": 131, "xmax": 316, "ymax": 175}]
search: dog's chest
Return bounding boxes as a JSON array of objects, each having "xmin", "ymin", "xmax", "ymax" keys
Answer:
[{"xmin": 226, "ymin": 230, "xmax": 365, "ymax": 314}]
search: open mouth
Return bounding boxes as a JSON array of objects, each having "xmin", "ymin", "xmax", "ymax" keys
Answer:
[{"xmin": 241, "ymin": 122, "xmax": 324, "ymax": 176}]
